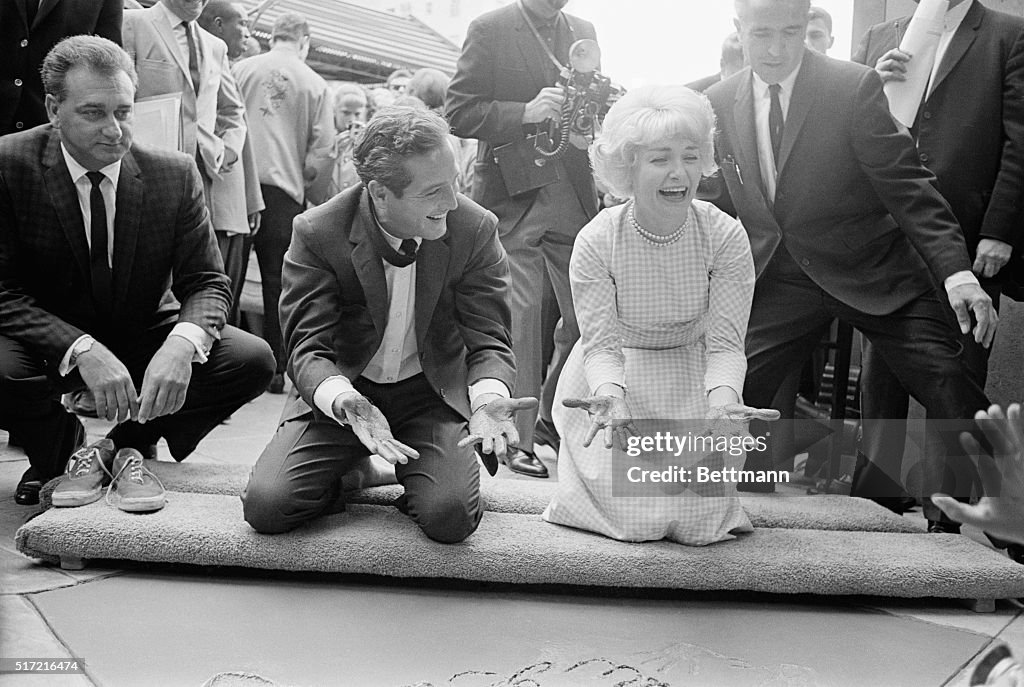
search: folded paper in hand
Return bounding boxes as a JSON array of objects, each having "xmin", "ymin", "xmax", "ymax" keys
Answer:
[{"xmin": 884, "ymin": 0, "xmax": 948, "ymax": 128}]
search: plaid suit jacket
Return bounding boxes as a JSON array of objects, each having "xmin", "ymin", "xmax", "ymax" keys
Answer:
[{"xmin": 0, "ymin": 125, "xmax": 231, "ymax": 366}]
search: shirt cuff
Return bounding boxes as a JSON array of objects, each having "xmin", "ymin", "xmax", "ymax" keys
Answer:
[
  {"xmin": 59, "ymin": 334, "xmax": 94, "ymax": 376},
  {"xmin": 314, "ymin": 375, "xmax": 358, "ymax": 424},
  {"xmin": 468, "ymin": 378, "xmax": 511, "ymax": 412},
  {"xmin": 170, "ymin": 322, "xmax": 215, "ymax": 364},
  {"xmin": 944, "ymin": 270, "xmax": 980, "ymax": 292}
]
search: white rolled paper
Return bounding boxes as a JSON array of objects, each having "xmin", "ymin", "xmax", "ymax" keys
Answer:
[{"xmin": 883, "ymin": 0, "xmax": 948, "ymax": 128}]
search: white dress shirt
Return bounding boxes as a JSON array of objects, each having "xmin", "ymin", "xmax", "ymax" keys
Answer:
[
  {"xmin": 929, "ymin": 0, "xmax": 974, "ymax": 97},
  {"xmin": 58, "ymin": 145, "xmax": 214, "ymax": 375},
  {"xmin": 751, "ymin": 63, "xmax": 802, "ymax": 202},
  {"xmin": 313, "ymin": 216, "xmax": 510, "ymax": 424}
]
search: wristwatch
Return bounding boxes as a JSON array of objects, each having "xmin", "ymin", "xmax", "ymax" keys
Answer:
[{"xmin": 68, "ymin": 336, "xmax": 95, "ymax": 369}]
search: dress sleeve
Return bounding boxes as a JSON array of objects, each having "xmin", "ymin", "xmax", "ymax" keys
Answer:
[
  {"xmin": 570, "ymin": 213, "xmax": 626, "ymax": 393},
  {"xmin": 703, "ymin": 205, "xmax": 755, "ymax": 398}
]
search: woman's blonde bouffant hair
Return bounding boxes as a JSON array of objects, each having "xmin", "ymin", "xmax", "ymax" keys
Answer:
[{"xmin": 590, "ymin": 84, "xmax": 718, "ymax": 200}]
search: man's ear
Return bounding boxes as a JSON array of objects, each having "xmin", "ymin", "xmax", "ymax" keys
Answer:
[
  {"xmin": 44, "ymin": 94, "xmax": 60, "ymax": 128},
  {"xmin": 366, "ymin": 179, "xmax": 387, "ymax": 205}
]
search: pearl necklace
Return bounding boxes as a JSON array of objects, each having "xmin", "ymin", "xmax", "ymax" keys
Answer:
[{"xmin": 628, "ymin": 201, "xmax": 689, "ymax": 247}]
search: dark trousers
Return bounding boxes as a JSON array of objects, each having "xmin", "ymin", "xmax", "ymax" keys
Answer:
[
  {"xmin": 216, "ymin": 230, "xmax": 249, "ymax": 328},
  {"xmin": 860, "ymin": 277, "xmax": 1001, "ymax": 521},
  {"xmin": 242, "ymin": 374, "xmax": 482, "ymax": 543},
  {"xmin": 0, "ymin": 325, "xmax": 274, "ymax": 481},
  {"xmin": 497, "ymin": 179, "xmax": 588, "ymax": 452},
  {"xmin": 253, "ymin": 185, "xmax": 303, "ymax": 376},
  {"xmin": 741, "ymin": 249, "xmax": 989, "ymax": 496}
]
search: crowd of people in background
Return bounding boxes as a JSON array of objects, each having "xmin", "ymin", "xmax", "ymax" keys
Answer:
[{"xmin": 2, "ymin": 0, "xmax": 1024, "ymax": 559}]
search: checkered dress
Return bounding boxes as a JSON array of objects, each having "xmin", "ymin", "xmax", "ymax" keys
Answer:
[{"xmin": 543, "ymin": 200, "xmax": 756, "ymax": 545}]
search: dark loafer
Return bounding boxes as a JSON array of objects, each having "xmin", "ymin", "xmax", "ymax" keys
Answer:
[
  {"xmin": 927, "ymin": 520, "xmax": 962, "ymax": 534},
  {"xmin": 504, "ymin": 448, "xmax": 549, "ymax": 478},
  {"xmin": 15, "ymin": 473, "xmax": 42, "ymax": 506}
]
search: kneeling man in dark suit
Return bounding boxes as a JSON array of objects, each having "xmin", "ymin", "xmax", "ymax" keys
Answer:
[
  {"xmin": 242, "ymin": 107, "xmax": 535, "ymax": 543},
  {"xmin": 0, "ymin": 36, "xmax": 276, "ymax": 506}
]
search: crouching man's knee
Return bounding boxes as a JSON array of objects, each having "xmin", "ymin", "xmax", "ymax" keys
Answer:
[
  {"xmin": 241, "ymin": 477, "xmax": 305, "ymax": 534},
  {"xmin": 415, "ymin": 493, "xmax": 482, "ymax": 544}
]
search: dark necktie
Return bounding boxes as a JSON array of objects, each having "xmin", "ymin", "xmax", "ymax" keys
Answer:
[
  {"xmin": 184, "ymin": 22, "xmax": 201, "ymax": 95},
  {"xmin": 768, "ymin": 83, "xmax": 784, "ymax": 170},
  {"xmin": 86, "ymin": 171, "xmax": 113, "ymax": 309},
  {"xmin": 384, "ymin": 238, "xmax": 418, "ymax": 268}
]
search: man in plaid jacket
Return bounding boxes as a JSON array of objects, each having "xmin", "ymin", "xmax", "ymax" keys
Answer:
[{"xmin": 0, "ymin": 36, "xmax": 274, "ymax": 505}]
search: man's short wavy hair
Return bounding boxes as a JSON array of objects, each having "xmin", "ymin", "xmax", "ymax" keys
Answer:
[
  {"xmin": 353, "ymin": 106, "xmax": 450, "ymax": 196},
  {"xmin": 590, "ymin": 85, "xmax": 718, "ymax": 200},
  {"xmin": 42, "ymin": 35, "xmax": 138, "ymax": 102}
]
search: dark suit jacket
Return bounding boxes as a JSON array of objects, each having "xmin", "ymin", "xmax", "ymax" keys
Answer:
[
  {"xmin": 706, "ymin": 48, "xmax": 972, "ymax": 316},
  {"xmin": 446, "ymin": 2, "xmax": 599, "ymax": 230},
  {"xmin": 853, "ymin": 1, "xmax": 1024, "ymax": 255},
  {"xmin": 0, "ymin": 125, "xmax": 231, "ymax": 365},
  {"xmin": 279, "ymin": 184, "xmax": 516, "ymax": 424},
  {"xmin": 1, "ymin": 0, "xmax": 123, "ymax": 135}
]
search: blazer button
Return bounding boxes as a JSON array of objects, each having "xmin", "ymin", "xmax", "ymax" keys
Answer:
[
  {"xmin": 801, "ymin": 258, "xmax": 810, "ymax": 267},
  {"xmin": 922, "ymin": 111, "xmax": 932, "ymax": 120},
  {"xmin": 919, "ymin": 153, "xmax": 929, "ymax": 163},
  {"xmin": 15, "ymin": 121, "xmax": 23, "ymax": 130},
  {"xmin": 20, "ymin": 39, "xmax": 28, "ymax": 48},
  {"xmin": 14, "ymin": 79, "xmax": 22, "ymax": 87}
]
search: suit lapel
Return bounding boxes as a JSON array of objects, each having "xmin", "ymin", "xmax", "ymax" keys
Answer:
[
  {"xmin": 41, "ymin": 132, "xmax": 91, "ymax": 280},
  {"xmin": 414, "ymin": 235, "xmax": 448, "ymax": 349},
  {"xmin": 513, "ymin": 8, "xmax": 560, "ymax": 92},
  {"xmin": 732, "ymin": 69, "xmax": 767, "ymax": 201},
  {"xmin": 112, "ymin": 151, "xmax": 142, "ymax": 312},
  {"xmin": 776, "ymin": 50, "xmax": 817, "ymax": 176},
  {"xmin": 32, "ymin": 0, "xmax": 59, "ymax": 29},
  {"xmin": 350, "ymin": 199, "xmax": 389, "ymax": 338},
  {"xmin": 930, "ymin": 1, "xmax": 983, "ymax": 97},
  {"xmin": 149, "ymin": 7, "xmax": 191, "ymax": 81}
]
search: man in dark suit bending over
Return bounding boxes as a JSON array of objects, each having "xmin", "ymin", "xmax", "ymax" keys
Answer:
[
  {"xmin": 852, "ymin": 0, "xmax": 1024, "ymax": 529},
  {"xmin": 0, "ymin": 36, "xmax": 275, "ymax": 505},
  {"xmin": 705, "ymin": 0, "xmax": 996, "ymax": 520},
  {"xmin": 242, "ymin": 107, "xmax": 536, "ymax": 543}
]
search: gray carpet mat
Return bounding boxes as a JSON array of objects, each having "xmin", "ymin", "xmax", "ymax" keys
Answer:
[
  {"xmin": 38, "ymin": 460, "xmax": 921, "ymax": 532},
  {"xmin": 15, "ymin": 491, "xmax": 1024, "ymax": 599}
]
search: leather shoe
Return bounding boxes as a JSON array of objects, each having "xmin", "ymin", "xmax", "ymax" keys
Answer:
[
  {"xmin": 850, "ymin": 452, "xmax": 915, "ymax": 513},
  {"xmin": 504, "ymin": 448, "xmax": 549, "ymax": 478},
  {"xmin": 15, "ymin": 468, "xmax": 42, "ymax": 506},
  {"xmin": 927, "ymin": 520, "xmax": 962, "ymax": 534},
  {"xmin": 268, "ymin": 373, "xmax": 285, "ymax": 394},
  {"xmin": 533, "ymin": 418, "xmax": 560, "ymax": 453}
]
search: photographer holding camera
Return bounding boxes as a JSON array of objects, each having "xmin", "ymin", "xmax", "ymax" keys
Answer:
[{"xmin": 446, "ymin": 0, "xmax": 601, "ymax": 478}]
